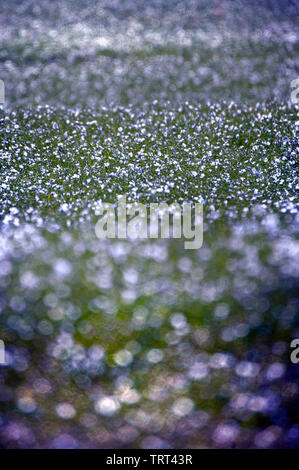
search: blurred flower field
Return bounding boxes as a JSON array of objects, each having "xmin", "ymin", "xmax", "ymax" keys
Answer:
[{"xmin": 0, "ymin": 0, "xmax": 298, "ymax": 449}]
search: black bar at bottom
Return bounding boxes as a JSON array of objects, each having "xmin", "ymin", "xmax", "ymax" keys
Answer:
[{"xmin": 0, "ymin": 449, "xmax": 298, "ymax": 467}]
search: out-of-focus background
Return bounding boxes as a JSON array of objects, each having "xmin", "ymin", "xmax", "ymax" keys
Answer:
[{"xmin": 1, "ymin": 0, "xmax": 298, "ymax": 107}]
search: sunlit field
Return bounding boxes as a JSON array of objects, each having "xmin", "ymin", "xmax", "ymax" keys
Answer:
[{"xmin": 0, "ymin": 0, "xmax": 298, "ymax": 449}]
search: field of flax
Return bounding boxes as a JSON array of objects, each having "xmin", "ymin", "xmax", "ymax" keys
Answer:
[{"xmin": 0, "ymin": 0, "xmax": 298, "ymax": 449}]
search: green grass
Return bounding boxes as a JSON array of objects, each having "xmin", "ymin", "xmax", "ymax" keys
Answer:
[{"xmin": 0, "ymin": 102, "xmax": 297, "ymax": 224}]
